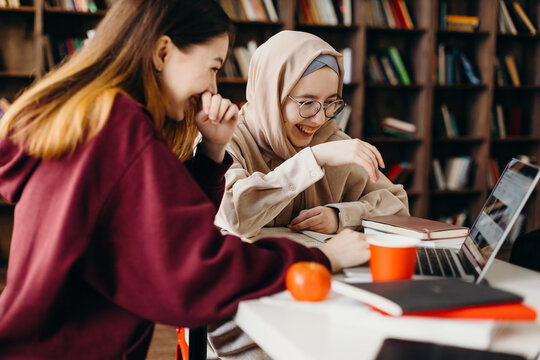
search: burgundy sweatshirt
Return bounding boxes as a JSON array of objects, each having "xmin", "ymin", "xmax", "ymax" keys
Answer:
[{"xmin": 0, "ymin": 94, "xmax": 330, "ymax": 359}]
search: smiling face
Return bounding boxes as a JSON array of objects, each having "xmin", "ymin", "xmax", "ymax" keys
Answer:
[
  {"xmin": 155, "ymin": 33, "xmax": 229, "ymax": 121},
  {"xmin": 282, "ymin": 66, "xmax": 340, "ymax": 148}
]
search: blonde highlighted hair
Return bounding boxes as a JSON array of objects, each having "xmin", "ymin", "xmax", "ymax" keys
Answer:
[{"xmin": 0, "ymin": 0, "xmax": 232, "ymax": 161}]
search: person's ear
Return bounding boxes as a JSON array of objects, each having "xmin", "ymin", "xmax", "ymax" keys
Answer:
[{"xmin": 152, "ymin": 35, "xmax": 172, "ymax": 73}]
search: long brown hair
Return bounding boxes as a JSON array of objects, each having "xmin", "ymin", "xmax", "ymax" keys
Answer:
[{"xmin": 0, "ymin": 0, "xmax": 233, "ymax": 161}]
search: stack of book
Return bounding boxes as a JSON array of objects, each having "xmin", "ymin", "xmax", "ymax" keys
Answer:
[
  {"xmin": 445, "ymin": 15, "xmax": 479, "ymax": 32},
  {"xmin": 297, "ymin": 0, "xmax": 352, "ymax": 26},
  {"xmin": 436, "ymin": 44, "xmax": 481, "ymax": 85},
  {"xmin": 219, "ymin": 0, "xmax": 279, "ymax": 22},
  {"xmin": 364, "ymin": 0, "xmax": 415, "ymax": 29},
  {"xmin": 381, "ymin": 117, "xmax": 416, "ymax": 138},
  {"xmin": 365, "ymin": 46, "xmax": 412, "ymax": 85},
  {"xmin": 498, "ymin": 0, "xmax": 537, "ymax": 36}
]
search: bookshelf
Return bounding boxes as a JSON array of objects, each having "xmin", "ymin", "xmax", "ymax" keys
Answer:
[{"xmin": 0, "ymin": 0, "xmax": 539, "ymax": 263}]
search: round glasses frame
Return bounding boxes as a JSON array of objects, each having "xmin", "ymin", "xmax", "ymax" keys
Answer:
[{"xmin": 287, "ymin": 95, "xmax": 346, "ymax": 119}]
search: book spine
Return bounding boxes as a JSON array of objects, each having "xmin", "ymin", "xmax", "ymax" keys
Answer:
[
  {"xmin": 512, "ymin": 2, "xmax": 537, "ymax": 35},
  {"xmin": 387, "ymin": 46, "xmax": 411, "ymax": 85}
]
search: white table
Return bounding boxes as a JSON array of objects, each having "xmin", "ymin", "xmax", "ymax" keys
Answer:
[{"xmin": 235, "ymin": 230, "xmax": 540, "ymax": 360}]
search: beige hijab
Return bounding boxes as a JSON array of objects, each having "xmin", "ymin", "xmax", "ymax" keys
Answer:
[{"xmin": 237, "ymin": 30, "xmax": 345, "ymax": 213}]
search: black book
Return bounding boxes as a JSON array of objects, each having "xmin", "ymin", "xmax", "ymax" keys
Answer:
[
  {"xmin": 332, "ymin": 278, "xmax": 523, "ymax": 316},
  {"xmin": 375, "ymin": 338, "xmax": 526, "ymax": 360}
]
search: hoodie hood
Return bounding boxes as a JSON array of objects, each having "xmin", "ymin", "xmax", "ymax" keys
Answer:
[{"xmin": 0, "ymin": 138, "xmax": 40, "ymax": 204}]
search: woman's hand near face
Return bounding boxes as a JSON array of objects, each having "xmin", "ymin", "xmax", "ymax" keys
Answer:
[
  {"xmin": 319, "ymin": 229, "xmax": 370, "ymax": 272},
  {"xmin": 311, "ymin": 139, "xmax": 385, "ymax": 183},
  {"xmin": 290, "ymin": 206, "xmax": 339, "ymax": 234},
  {"xmin": 195, "ymin": 91, "xmax": 239, "ymax": 163}
]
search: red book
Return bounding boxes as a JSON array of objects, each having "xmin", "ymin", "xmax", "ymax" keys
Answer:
[
  {"xmin": 507, "ymin": 107, "xmax": 523, "ymax": 136},
  {"xmin": 386, "ymin": 163, "xmax": 405, "ymax": 182},
  {"xmin": 299, "ymin": 0, "xmax": 313, "ymax": 24},
  {"xmin": 404, "ymin": 302, "xmax": 537, "ymax": 321},
  {"xmin": 392, "ymin": 0, "xmax": 407, "ymax": 28}
]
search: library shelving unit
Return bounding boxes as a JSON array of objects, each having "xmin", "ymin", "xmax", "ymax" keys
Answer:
[
  {"xmin": 1, "ymin": 0, "xmax": 539, "ymax": 263},
  {"xmin": 219, "ymin": 0, "xmax": 540, "ymax": 234}
]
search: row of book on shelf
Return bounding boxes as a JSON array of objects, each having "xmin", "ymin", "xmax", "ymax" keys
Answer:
[
  {"xmin": 491, "ymin": 104, "xmax": 525, "ymax": 138},
  {"xmin": 365, "ymin": 46, "xmax": 411, "ymax": 85},
  {"xmin": 219, "ymin": 0, "xmax": 278, "ymax": 22},
  {"xmin": 297, "ymin": 0, "xmax": 352, "ymax": 26},
  {"xmin": 439, "ymin": 2, "xmax": 480, "ymax": 32},
  {"xmin": 434, "ymin": 104, "xmax": 459, "ymax": 138},
  {"xmin": 436, "ymin": 44, "xmax": 480, "ymax": 85},
  {"xmin": 385, "ymin": 161, "xmax": 413, "ymax": 186},
  {"xmin": 44, "ymin": 0, "xmax": 102, "ymax": 12},
  {"xmin": 498, "ymin": 0, "xmax": 537, "ymax": 36},
  {"xmin": 364, "ymin": 0, "xmax": 414, "ymax": 29},
  {"xmin": 432, "ymin": 156, "xmax": 475, "ymax": 191},
  {"xmin": 362, "ymin": 114, "xmax": 417, "ymax": 139},
  {"xmin": 494, "ymin": 55, "xmax": 521, "ymax": 87}
]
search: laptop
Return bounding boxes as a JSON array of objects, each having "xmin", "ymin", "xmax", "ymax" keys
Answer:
[{"xmin": 415, "ymin": 158, "xmax": 540, "ymax": 283}]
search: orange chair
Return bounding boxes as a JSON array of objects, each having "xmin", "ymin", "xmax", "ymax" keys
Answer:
[{"xmin": 175, "ymin": 327, "xmax": 207, "ymax": 360}]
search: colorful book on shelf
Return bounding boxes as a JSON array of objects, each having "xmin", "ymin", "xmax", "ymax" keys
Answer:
[
  {"xmin": 342, "ymin": 0, "xmax": 352, "ymax": 26},
  {"xmin": 445, "ymin": 15, "xmax": 479, "ymax": 32},
  {"xmin": 499, "ymin": 0, "xmax": 518, "ymax": 35},
  {"xmin": 381, "ymin": 117, "xmax": 416, "ymax": 134},
  {"xmin": 371, "ymin": 0, "xmax": 387, "ymax": 27},
  {"xmin": 507, "ymin": 107, "xmax": 523, "ymax": 136},
  {"xmin": 495, "ymin": 104, "xmax": 507, "ymax": 138},
  {"xmin": 379, "ymin": 55, "xmax": 399, "ymax": 85},
  {"xmin": 395, "ymin": 0, "xmax": 414, "ymax": 29},
  {"xmin": 387, "ymin": 46, "xmax": 411, "ymax": 85},
  {"xmin": 380, "ymin": 0, "xmax": 396, "ymax": 28},
  {"xmin": 362, "ymin": 215, "xmax": 470, "ymax": 240},
  {"xmin": 511, "ymin": 2, "xmax": 537, "ymax": 35},
  {"xmin": 332, "ymin": 278, "xmax": 536, "ymax": 320},
  {"xmin": 261, "ymin": 0, "xmax": 278, "ymax": 21},
  {"xmin": 432, "ymin": 158, "xmax": 446, "ymax": 190},
  {"xmin": 298, "ymin": 0, "xmax": 314, "ymax": 24},
  {"xmin": 503, "ymin": 55, "xmax": 521, "ymax": 86},
  {"xmin": 459, "ymin": 53, "xmax": 481, "ymax": 85}
]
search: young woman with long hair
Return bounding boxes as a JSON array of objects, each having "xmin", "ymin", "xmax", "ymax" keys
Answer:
[{"xmin": 0, "ymin": 1, "xmax": 369, "ymax": 358}]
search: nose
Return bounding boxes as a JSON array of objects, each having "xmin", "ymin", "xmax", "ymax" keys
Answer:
[
  {"xmin": 209, "ymin": 76, "xmax": 218, "ymax": 94},
  {"xmin": 312, "ymin": 108, "xmax": 327, "ymax": 126}
]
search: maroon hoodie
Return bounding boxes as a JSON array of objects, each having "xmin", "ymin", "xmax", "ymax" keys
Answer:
[{"xmin": 0, "ymin": 94, "xmax": 330, "ymax": 359}]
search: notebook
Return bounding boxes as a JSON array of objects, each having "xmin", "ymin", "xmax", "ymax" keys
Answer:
[{"xmin": 415, "ymin": 159, "xmax": 540, "ymax": 283}]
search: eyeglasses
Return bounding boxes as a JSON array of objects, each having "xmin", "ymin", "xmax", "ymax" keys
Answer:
[{"xmin": 287, "ymin": 95, "xmax": 346, "ymax": 119}]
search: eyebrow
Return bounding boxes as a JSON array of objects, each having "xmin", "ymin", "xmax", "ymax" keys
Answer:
[{"xmin": 293, "ymin": 93, "xmax": 339, "ymax": 99}]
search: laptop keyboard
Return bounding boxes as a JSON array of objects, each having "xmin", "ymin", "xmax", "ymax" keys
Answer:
[{"xmin": 415, "ymin": 247, "xmax": 460, "ymax": 278}]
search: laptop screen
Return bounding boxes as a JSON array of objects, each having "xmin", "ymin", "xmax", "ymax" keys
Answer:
[{"xmin": 461, "ymin": 159, "xmax": 540, "ymax": 279}]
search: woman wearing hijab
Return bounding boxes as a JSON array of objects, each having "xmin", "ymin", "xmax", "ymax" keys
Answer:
[{"xmin": 215, "ymin": 31, "xmax": 409, "ymax": 239}]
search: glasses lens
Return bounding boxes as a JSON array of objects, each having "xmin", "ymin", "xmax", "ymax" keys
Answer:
[
  {"xmin": 325, "ymin": 100, "xmax": 345, "ymax": 117},
  {"xmin": 299, "ymin": 101, "xmax": 321, "ymax": 118}
]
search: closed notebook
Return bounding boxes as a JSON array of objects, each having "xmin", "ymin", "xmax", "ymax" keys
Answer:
[
  {"xmin": 362, "ymin": 215, "xmax": 469, "ymax": 240},
  {"xmin": 375, "ymin": 338, "xmax": 526, "ymax": 360},
  {"xmin": 332, "ymin": 278, "xmax": 537, "ymax": 320}
]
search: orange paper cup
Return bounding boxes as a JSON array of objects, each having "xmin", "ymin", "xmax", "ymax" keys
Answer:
[{"xmin": 367, "ymin": 234, "xmax": 421, "ymax": 282}]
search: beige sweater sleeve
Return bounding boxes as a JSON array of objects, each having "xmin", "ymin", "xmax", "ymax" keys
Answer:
[
  {"xmin": 326, "ymin": 169, "xmax": 409, "ymax": 232},
  {"xmin": 215, "ymin": 147, "xmax": 324, "ymax": 237}
]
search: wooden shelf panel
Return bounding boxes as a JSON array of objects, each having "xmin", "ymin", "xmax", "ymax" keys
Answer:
[
  {"xmin": 296, "ymin": 24, "xmax": 358, "ymax": 32},
  {"xmin": 366, "ymin": 27, "xmax": 427, "ymax": 35},
  {"xmin": 44, "ymin": 8, "xmax": 106, "ymax": 16},
  {"xmin": 430, "ymin": 189, "xmax": 482, "ymax": 196},
  {"xmin": 495, "ymin": 85, "xmax": 540, "ymax": 92},
  {"xmin": 433, "ymin": 136, "xmax": 485, "ymax": 143},
  {"xmin": 491, "ymin": 137, "xmax": 540, "ymax": 144},
  {"xmin": 435, "ymin": 84, "xmax": 487, "ymax": 91},
  {"xmin": 437, "ymin": 30, "xmax": 490, "ymax": 38},
  {"xmin": 365, "ymin": 83, "xmax": 423, "ymax": 90},
  {"xmin": 0, "ymin": 5, "xmax": 34, "ymax": 14}
]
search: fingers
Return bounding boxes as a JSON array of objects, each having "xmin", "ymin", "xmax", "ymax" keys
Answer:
[
  {"xmin": 353, "ymin": 140, "xmax": 384, "ymax": 183},
  {"xmin": 290, "ymin": 207, "xmax": 321, "ymax": 226},
  {"xmin": 201, "ymin": 93, "xmax": 238, "ymax": 123}
]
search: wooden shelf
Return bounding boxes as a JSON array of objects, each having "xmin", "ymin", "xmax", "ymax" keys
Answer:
[
  {"xmin": 296, "ymin": 24, "xmax": 358, "ymax": 32},
  {"xmin": 366, "ymin": 27, "xmax": 427, "ymax": 35},
  {"xmin": 365, "ymin": 83, "xmax": 423, "ymax": 90},
  {"xmin": 437, "ymin": 30, "xmax": 490, "ymax": 38},
  {"xmin": 0, "ymin": 5, "xmax": 34, "ymax": 14},
  {"xmin": 1, "ymin": 0, "xmax": 539, "ymax": 231},
  {"xmin": 433, "ymin": 136, "xmax": 485, "ymax": 143},
  {"xmin": 430, "ymin": 189, "xmax": 482, "ymax": 196}
]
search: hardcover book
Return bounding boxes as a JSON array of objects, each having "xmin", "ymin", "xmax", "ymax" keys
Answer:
[
  {"xmin": 332, "ymin": 278, "xmax": 536, "ymax": 320},
  {"xmin": 362, "ymin": 215, "xmax": 469, "ymax": 240}
]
